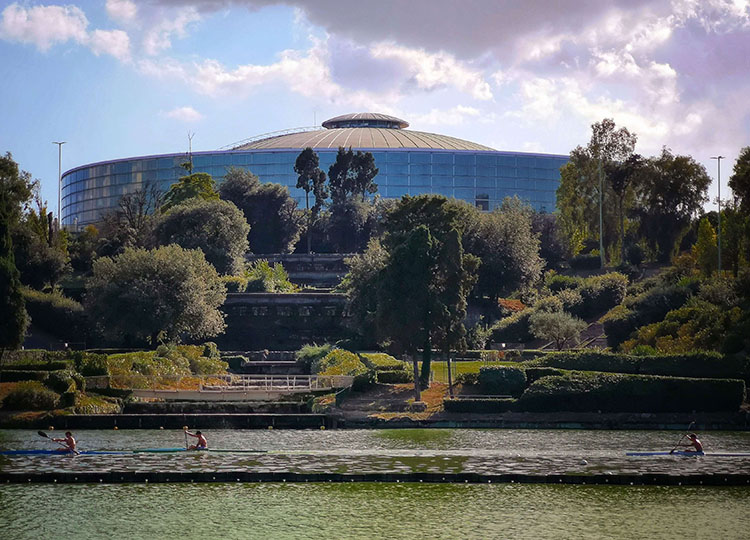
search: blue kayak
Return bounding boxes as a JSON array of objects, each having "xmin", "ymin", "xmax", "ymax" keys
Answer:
[{"xmin": 0, "ymin": 448, "xmax": 267, "ymax": 456}]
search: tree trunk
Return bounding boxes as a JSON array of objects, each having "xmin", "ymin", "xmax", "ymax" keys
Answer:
[
  {"xmin": 412, "ymin": 357, "xmax": 421, "ymax": 402},
  {"xmin": 619, "ymin": 197, "xmax": 625, "ymax": 264},
  {"xmin": 446, "ymin": 355, "xmax": 454, "ymax": 397},
  {"xmin": 419, "ymin": 339, "xmax": 431, "ymax": 389},
  {"xmin": 305, "ymin": 191, "xmax": 311, "ymax": 254}
]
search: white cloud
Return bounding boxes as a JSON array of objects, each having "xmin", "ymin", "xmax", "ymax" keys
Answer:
[
  {"xmin": 163, "ymin": 106, "xmax": 204, "ymax": 122},
  {"xmin": 0, "ymin": 3, "xmax": 88, "ymax": 51},
  {"xmin": 106, "ymin": 0, "xmax": 138, "ymax": 23},
  {"xmin": 89, "ymin": 29, "xmax": 131, "ymax": 61},
  {"xmin": 143, "ymin": 7, "xmax": 201, "ymax": 55}
]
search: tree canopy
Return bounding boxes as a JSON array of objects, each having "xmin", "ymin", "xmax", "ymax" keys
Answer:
[
  {"xmin": 154, "ymin": 198, "xmax": 250, "ymax": 275},
  {"xmin": 85, "ymin": 245, "xmax": 226, "ymax": 345},
  {"xmin": 162, "ymin": 173, "xmax": 219, "ymax": 212},
  {"xmin": 219, "ymin": 168, "xmax": 301, "ymax": 254}
]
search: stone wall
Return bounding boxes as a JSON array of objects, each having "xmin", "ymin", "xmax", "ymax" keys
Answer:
[{"xmin": 216, "ymin": 292, "xmax": 353, "ymax": 350}]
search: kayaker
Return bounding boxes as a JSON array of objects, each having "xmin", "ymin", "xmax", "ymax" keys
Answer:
[
  {"xmin": 674, "ymin": 433, "xmax": 703, "ymax": 453},
  {"xmin": 52, "ymin": 432, "xmax": 77, "ymax": 453},
  {"xmin": 184, "ymin": 428, "xmax": 207, "ymax": 450}
]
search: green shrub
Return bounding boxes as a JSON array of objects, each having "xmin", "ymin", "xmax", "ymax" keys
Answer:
[
  {"xmin": 0, "ymin": 370, "xmax": 49, "ymax": 382},
  {"xmin": 73, "ymin": 393, "xmax": 122, "ymax": 414},
  {"xmin": 518, "ymin": 372, "xmax": 745, "ymax": 412},
  {"xmin": 478, "ymin": 366, "xmax": 527, "ymax": 396},
  {"xmin": 601, "ymin": 306, "xmax": 638, "ymax": 348},
  {"xmin": 202, "ymin": 342, "xmax": 220, "ymax": 359},
  {"xmin": 45, "ymin": 370, "xmax": 78, "ymax": 393},
  {"xmin": 490, "ymin": 308, "xmax": 534, "ymax": 343},
  {"xmin": 21, "ymin": 288, "xmax": 86, "ymax": 342},
  {"xmin": 223, "ymin": 355, "xmax": 248, "ymax": 371},
  {"xmin": 3, "ymin": 381, "xmax": 60, "ymax": 410},
  {"xmin": 455, "ymin": 372, "xmax": 479, "ymax": 385},
  {"xmin": 444, "ymin": 397, "xmax": 517, "ymax": 413},
  {"xmin": 569, "ymin": 253, "xmax": 600, "ymax": 270},
  {"xmin": 629, "ymin": 344, "xmax": 659, "ymax": 356},
  {"xmin": 576, "ymin": 272, "xmax": 628, "ymax": 318},
  {"xmin": 546, "ymin": 274, "xmax": 582, "ymax": 292},
  {"xmin": 377, "ymin": 370, "xmax": 413, "ymax": 384},
  {"xmin": 360, "ymin": 353, "xmax": 408, "ymax": 372},
  {"xmin": 315, "ymin": 349, "xmax": 369, "ymax": 377},
  {"xmin": 72, "ymin": 352, "xmax": 109, "ymax": 376},
  {"xmin": 296, "ymin": 343, "xmax": 334, "ymax": 372},
  {"xmin": 527, "ymin": 350, "xmax": 749, "ymax": 382},
  {"xmin": 626, "ymin": 244, "xmax": 645, "ymax": 266},
  {"xmin": 245, "ymin": 260, "xmax": 298, "ymax": 293},
  {"xmin": 221, "ymin": 275, "xmax": 248, "ymax": 293}
]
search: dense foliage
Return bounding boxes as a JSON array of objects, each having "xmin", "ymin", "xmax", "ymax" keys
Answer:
[{"xmin": 85, "ymin": 245, "xmax": 226, "ymax": 345}]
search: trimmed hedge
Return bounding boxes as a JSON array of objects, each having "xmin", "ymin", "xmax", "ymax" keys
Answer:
[
  {"xmin": 315, "ymin": 349, "xmax": 369, "ymax": 377},
  {"xmin": 2, "ymin": 381, "xmax": 60, "ymax": 410},
  {"xmin": 518, "ymin": 372, "xmax": 745, "ymax": 412},
  {"xmin": 295, "ymin": 343, "xmax": 334, "ymax": 372},
  {"xmin": 524, "ymin": 367, "xmax": 565, "ymax": 385},
  {"xmin": 455, "ymin": 372, "xmax": 479, "ymax": 385},
  {"xmin": 22, "ymin": 288, "xmax": 86, "ymax": 342},
  {"xmin": 360, "ymin": 353, "xmax": 409, "ymax": 372},
  {"xmin": 0, "ymin": 370, "xmax": 50, "ymax": 382},
  {"xmin": 444, "ymin": 397, "xmax": 517, "ymax": 413},
  {"xmin": 72, "ymin": 352, "xmax": 109, "ymax": 376},
  {"xmin": 2, "ymin": 350, "xmax": 73, "ymax": 371},
  {"xmin": 377, "ymin": 370, "xmax": 413, "ymax": 384},
  {"xmin": 478, "ymin": 366, "xmax": 527, "ymax": 396},
  {"xmin": 45, "ymin": 370, "xmax": 79, "ymax": 394},
  {"xmin": 527, "ymin": 351, "xmax": 750, "ymax": 383}
]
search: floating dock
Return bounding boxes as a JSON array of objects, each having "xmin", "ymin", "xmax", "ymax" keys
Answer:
[{"xmin": 2, "ymin": 471, "xmax": 749, "ymax": 486}]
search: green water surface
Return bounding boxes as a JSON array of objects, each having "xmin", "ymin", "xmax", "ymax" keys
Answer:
[{"xmin": 1, "ymin": 483, "xmax": 748, "ymax": 540}]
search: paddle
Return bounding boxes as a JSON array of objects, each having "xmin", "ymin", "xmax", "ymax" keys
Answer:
[
  {"xmin": 669, "ymin": 421, "xmax": 695, "ymax": 454},
  {"xmin": 37, "ymin": 431, "xmax": 79, "ymax": 455},
  {"xmin": 183, "ymin": 426, "xmax": 189, "ymax": 450}
]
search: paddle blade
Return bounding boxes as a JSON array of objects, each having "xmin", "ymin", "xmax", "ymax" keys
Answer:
[{"xmin": 37, "ymin": 431, "xmax": 49, "ymax": 438}]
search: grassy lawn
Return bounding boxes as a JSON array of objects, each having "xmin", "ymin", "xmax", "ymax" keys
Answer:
[{"xmin": 423, "ymin": 361, "xmax": 518, "ymax": 384}]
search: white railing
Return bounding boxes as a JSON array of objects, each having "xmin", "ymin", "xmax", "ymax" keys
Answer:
[{"xmin": 199, "ymin": 374, "xmax": 354, "ymax": 392}]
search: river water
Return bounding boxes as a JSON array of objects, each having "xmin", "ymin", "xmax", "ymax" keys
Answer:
[{"xmin": 2, "ymin": 429, "xmax": 749, "ymax": 539}]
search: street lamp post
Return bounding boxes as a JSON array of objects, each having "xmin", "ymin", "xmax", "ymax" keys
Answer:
[
  {"xmin": 711, "ymin": 155, "xmax": 724, "ymax": 273},
  {"xmin": 53, "ymin": 141, "xmax": 66, "ymax": 226}
]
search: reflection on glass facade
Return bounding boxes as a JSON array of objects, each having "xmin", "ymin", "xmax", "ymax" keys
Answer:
[{"xmin": 62, "ymin": 148, "xmax": 567, "ymax": 227}]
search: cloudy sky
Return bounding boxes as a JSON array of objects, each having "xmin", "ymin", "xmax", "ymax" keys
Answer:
[{"xmin": 1, "ymin": 0, "xmax": 748, "ymax": 214}]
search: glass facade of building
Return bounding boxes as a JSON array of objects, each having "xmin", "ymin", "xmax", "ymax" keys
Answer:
[{"xmin": 61, "ymin": 148, "xmax": 568, "ymax": 228}]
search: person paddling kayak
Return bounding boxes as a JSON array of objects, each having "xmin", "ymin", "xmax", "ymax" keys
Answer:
[
  {"xmin": 52, "ymin": 432, "xmax": 77, "ymax": 453},
  {"xmin": 673, "ymin": 433, "xmax": 703, "ymax": 453},
  {"xmin": 184, "ymin": 428, "xmax": 207, "ymax": 450}
]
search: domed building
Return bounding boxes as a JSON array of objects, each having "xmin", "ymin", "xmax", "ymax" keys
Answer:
[{"xmin": 61, "ymin": 113, "xmax": 567, "ymax": 227}]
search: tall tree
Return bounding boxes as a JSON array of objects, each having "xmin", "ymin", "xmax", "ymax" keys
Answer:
[
  {"xmin": 161, "ymin": 172, "xmax": 219, "ymax": 212},
  {"xmin": 294, "ymin": 148, "xmax": 328, "ymax": 253},
  {"xmin": 328, "ymin": 147, "xmax": 379, "ymax": 203},
  {"xmin": 692, "ymin": 217, "xmax": 717, "ymax": 276},
  {"xmin": 374, "ymin": 195, "xmax": 479, "ymax": 394},
  {"xmin": 634, "ymin": 148, "xmax": 711, "ymax": 263},
  {"xmin": 85, "ymin": 245, "xmax": 226, "ymax": 345},
  {"xmin": 219, "ymin": 168, "xmax": 302, "ymax": 254},
  {"xmin": 606, "ymin": 153, "xmax": 643, "ymax": 262},
  {"xmin": 462, "ymin": 197, "xmax": 543, "ymax": 300},
  {"xmin": 0, "ymin": 158, "xmax": 29, "ymax": 356},
  {"xmin": 557, "ymin": 119, "xmax": 637, "ymax": 260},
  {"xmin": 154, "ymin": 198, "xmax": 250, "ymax": 275},
  {"xmin": 729, "ymin": 146, "xmax": 750, "ymax": 212}
]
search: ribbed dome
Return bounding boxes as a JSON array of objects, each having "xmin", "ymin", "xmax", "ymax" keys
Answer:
[{"xmin": 322, "ymin": 112, "xmax": 409, "ymax": 129}]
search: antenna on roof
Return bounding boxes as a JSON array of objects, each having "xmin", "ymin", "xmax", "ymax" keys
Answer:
[{"xmin": 181, "ymin": 131, "xmax": 195, "ymax": 173}]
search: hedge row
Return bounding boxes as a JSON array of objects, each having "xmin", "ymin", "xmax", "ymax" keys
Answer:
[
  {"xmin": 518, "ymin": 372, "xmax": 745, "ymax": 412},
  {"xmin": 528, "ymin": 351, "xmax": 750, "ymax": 383},
  {"xmin": 359, "ymin": 353, "xmax": 408, "ymax": 372},
  {"xmin": 2, "ymin": 381, "xmax": 60, "ymax": 410},
  {"xmin": 0, "ymin": 370, "xmax": 50, "ymax": 382},
  {"xmin": 22, "ymin": 288, "xmax": 86, "ymax": 342},
  {"xmin": 377, "ymin": 370, "xmax": 413, "ymax": 384},
  {"xmin": 478, "ymin": 366, "xmax": 526, "ymax": 396},
  {"xmin": 444, "ymin": 397, "xmax": 517, "ymax": 413}
]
